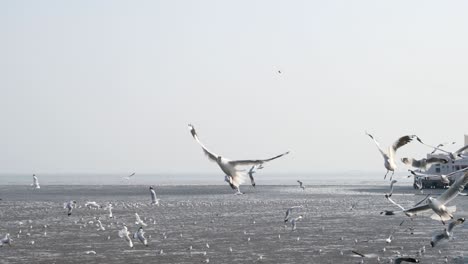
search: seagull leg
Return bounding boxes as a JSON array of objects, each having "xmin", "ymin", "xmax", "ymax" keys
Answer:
[
  {"xmin": 384, "ymin": 170, "xmax": 389, "ymax": 179},
  {"xmin": 390, "ymin": 171, "xmax": 394, "ymax": 181}
]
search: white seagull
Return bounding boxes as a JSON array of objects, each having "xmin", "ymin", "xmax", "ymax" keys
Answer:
[
  {"xmin": 96, "ymin": 217, "xmax": 105, "ymax": 231},
  {"xmin": 63, "ymin": 200, "xmax": 76, "ymax": 216},
  {"xmin": 133, "ymin": 227, "xmax": 148, "ymax": 246},
  {"xmin": 149, "ymin": 186, "xmax": 159, "ymax": 205},
  {"xmin": 297, "ymin": 180, "xmax": 305, "ymax": 190},
  {"xmin": 135, "ymin": 213, "xmax": 147, "ymax": 226},
  {"xmin": 123, "ymin": 173, "xmax": 136, "ymax": 180},
  {"xmin": 431, "ymin": 217, "xmax": 465, "ymax": 247},
  {"xmin": 188, "ymin": 124, "xmax": 289, "ymax": 194},
  {"xmin": 106, "ymin": 203, "xmax": 113, "ymax": 218},
  {"xmin": 365, "ymin": 132, "xmax": 416, "ymax": 180},
  {"xmin": 118, "ymin": 225, "xmax": 133, "ymax": 248},
  {"xmin": 31, "ymin": 174, "xmax": 40, "ymax": 189},
  {"xmin": 401, "ymin": 157, "xmax": 448, "ymax": 170},
  {"xmin": 398, "ymin": 171, "xmax": 468, "ymax": 224},
  {"xmin": 0, "ymin": 234, "xmax": 12, "ymax": 247},
  {"xmin": 284, "ymin": 205, "xmax": 303, "ymax": 222}
]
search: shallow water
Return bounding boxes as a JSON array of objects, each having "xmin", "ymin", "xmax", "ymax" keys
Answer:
[{"xmin": 0, "ymin": 185, "xmax": 467, "ymax": 263}]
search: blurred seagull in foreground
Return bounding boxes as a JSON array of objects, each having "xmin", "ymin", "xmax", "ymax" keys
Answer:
[
  {"xmin": 401, "ymin": 157, "xmax": 448, "ymax": 170},
  {"xmin": 135, "ymin": 213, "xmax": 147, "ymax": 226},
  {"xmin": 431, "ymin": 218, "xmax": 465, "ymax": 247},
  {"xmin": 365, "ymin": 132, "xmax": 416, "ymax": 180},
  {"xmin": 118, "ymin": 225, "xmax": 133, "ymax": 248},
  {"xmin": 31, "ymin": 174, "xmax": 40, "ymax": 189},
  {"xmin": 297, "ymin": 180, "xmax": 305, "ymax": 190},
  {"xmin": 188, "ymin": 124, "xmax": 289, "ymax": 194},
  {"xmin": 134, "ymin": 227, "xmax": 148, "ymax": 247},
  {"xmin": 64, "ymin": 200, "xmax": 76, "ymax": 216},
  {"xmin": 149, "ymin": 186, "xmax": 159, "ymax": 205}
]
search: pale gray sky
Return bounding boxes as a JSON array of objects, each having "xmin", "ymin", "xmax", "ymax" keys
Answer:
[{"xmin": 1, "ymin": 1, "xmax": 467, "ymax": 175}]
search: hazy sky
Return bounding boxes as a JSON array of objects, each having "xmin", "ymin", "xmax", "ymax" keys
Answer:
[{"xmin": 1, "ymin": 1, "xmax": 468, "ymax": 175}]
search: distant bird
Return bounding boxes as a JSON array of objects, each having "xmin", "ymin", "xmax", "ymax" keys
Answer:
[
  {"xmin": 63, "ymin": 200, "xmax": 76, "ymax": 216},
  {"xmin": 84, "ymin": 250, "xmax": 97, "ymax": 255},
  {"xmin": 398, "ymin": 171, "xmax": 468, "ymax": 224},
  {"xmin": 248, "ymin": 166, "xmax": 256, "ymax": 188},
  {"xmin": 385, "ymin": 180, "xmax": 398, "ymax": 198},
  {"xmin": 431, "ymin": 218, "xmax": 465, "ymax": 247},
  {"xmin": 0, "ymin": 234, "xmax": 11, "ymax": 247},
  {"xmin": 118, "ymin": 225, "xmax": 133, "ymax": 248},
  {"xmin": 365, "ymin": 132, "xmax": 416, "ymax": 180},
  {"xmin": 417, "ymin": 138, "xmax": 468, "ymax": 162},
  {"xmin": 135, "ymin": 213, "xmax": 147, "ymax": 226},
  {"xmin": 284, "ymin": 205, "xmax": 303, "ymax": 222},
  {"xmin": 31, "ymin": 174, "xmax": 40, "ymax": 189},
  {"xmin": 278, "ymin": 70, "xmax": 282, "ymax": 74},
  {"xmin": 134, "ymin": 227, "xmax": 148, "ymax": 246},
  {"xmin": 430, "ymin": 142, "xmax": 456, "ymax": 154},
  {"xmin": 96, "ymin": 218, "xmax": 105, "ymax": 231},
  {"xmin": 401, "ymin": 157, "xmax": 448, "ymax": 170},
  {"xmin": 149, "ymin": 186, "xmax": 159, "ymax": 205},
  {"xmin": 297, "ymin": 180, "xmax": 305, "ymax": 190},
  {"xmin": 188, "ymin": 124, "xmax": 289, "ymax": 194},
  {"xmin": 291, "ymin": 215, "xmax": 303, "ymax": 231},
  {"xmin": 85, "ymin": 201, "xmax": 101, "ymax": 209},
  {"xmin": 106, "ymin": 203, "xmax": 113, "ymax": 218},
  {"xmin": 394, "ymin": 257, "xmax": 419, "ymax": 263},
  {"xmin": 123, "ymin": 173, "xmax": 136, "ymax": 180}
]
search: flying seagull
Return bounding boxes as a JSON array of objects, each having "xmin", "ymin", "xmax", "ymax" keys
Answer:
[
  {"xmin": 31, "ymin": 174, "xmax": 40, "ymax": 189},
  {"xmin": 431, "ymin": 218, "xmax": 465, "ymax": 247},
  {"xmin": 118, "ymin": 225, "xmax": 133, "ymax": 248},
  {"xmin": 416, "ymin": 138, "xmax": 468, "ymax": 162},
  {"xmin": 0, "ymin": 234, "xmax": 12, "ymax": 247},
  {"xmin": 284, "ymin": 205, "xmax": 303, "ymax": 222},
  {"xmin": 134, "ymin": 227, "xmax": 148, "ymax": 247},
  {"xmin": 123, "ymin": 173, "xmax": 136, "ymax": 180},
  {"xmin": 297, "ymin": 180, "xmax": 305, "ymax": 190},
  {"xmin": 63, "ymin": 200, "xmax": 76, "ymax": 216},
  {"xmin": 430, "ymin": 142, "xmax": 456, "ymax": 154},
  {"xmin": 135, "ymin": 213, "xmax": 147, "ymax": 226},
  {"xmin": 365, "ymin": 132, "xmax": 416, "ymax": 180},
  {"xmin": 188, "ymin": 124, "xmax": 289, "ymax": 194},
  {"xmin": 401, "ymin": 157, "xmax": 448, "ymax": 170},
  {"xmin": 149, "ymin": 186, "xmax": 159, "ymax": 205},
  {"xmin": 395, "ymin": 171, "xmax": 468, "ymax": 224},
  {"xmin": 290, "ymin": 215, "xmax": 303, "ymax": 231}
]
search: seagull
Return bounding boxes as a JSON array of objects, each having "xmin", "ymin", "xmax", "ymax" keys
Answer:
[
  {"xmin": 401, "ymin": 157, "xmax": 448, "ymax": 170},
  {"xmin": 85, "ymin": 201, "xmax": 101, "ymax": 209},
  {"xmin": 416, "ymin": 138, "xmax": 468, "ymax": 162},
  {"xmin": 31, "ymin": 174, "xmax": 40, "ymax": 189},
  {"xmin": 431, "ymin": 218, "xmax": 465, "ymax": 247},
  {"xmin": 284, "ymin": 205, "xmax": 303, "ymax": 222},
  {"xmin": 291, "ymin": 215, "xmax": 303, "ymax": 231},
  {"xmin": 0, "ymin": 234, "xmax": 12, "ymax": 247},
  {"xmin": 106, "ymin": 203, "xmax": 113, "ymax": 218},
  {"xmin": 248, "ymin": 166, "xmax": 256, "ymax": 188},
  {"xmin": 365, "ymin": 132, "xmax": 416, "ymax": 180},
  {"xmin": 297, "ymin": 180, "xmax": 305, "ymax": 190},
  {"xmin": 134, "ymin": 227, "xmax": 148, "ymax": 246},
  {"xmin": 430, "ymin": 142, "xmax": 456, "ymax": 154},
  {"xmin": 96, "ymin": 217, "xmax": 105, "ymax": 231},
  {"xmin": 135, "ymin": 213, "xmax": 147, "ymax": 226},
  {"xmin": 398, "ymin": 171, "xmax": 468, "ymax": 224},
  {"xmin": 123, "ymin": 173, "xmax": 136, "ymax": 180},
  {"xmin": 63, "ymin": 200, "xmax": 76, "ymax": 216},
  {"xmin": 394, "ymin": 257, "xmax": 419, "ymax": 263},
  {"xmin": 118, "ymin": 225, "xmax": 133, "ymax": 248},
  {"xmin": 188, "ymin": 124, "xmax": 289, "ymax": 194},
  {"xmin": 149, "ymin": 186, "xmax": 159, "ymax": 205},
  {"xmin": 385, "ymin": 180, "xmax": 398, "ymax": 198}
]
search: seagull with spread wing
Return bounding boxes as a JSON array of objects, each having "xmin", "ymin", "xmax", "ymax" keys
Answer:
[
  {"xmin": 431, "ymin": 218, "xmax": 465, "ymax": 247},
  {"xmin": 365, "ymin": 132, "xmax": 416, "ymax": 180},
  {"xmin": 395, "ymin": 171, "xmax": 468, "ymax": 224},
  {"xmin": 188, "ymin": 124, "xmax": 289, "ymax": 194}
]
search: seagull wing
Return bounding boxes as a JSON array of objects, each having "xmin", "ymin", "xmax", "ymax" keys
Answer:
[
  {"xmin": 447, "ymin": 218, "xmax": 465, "ymax": 232},
  {"xmin": 229, "ymin": 151, "xmax": 289, "ymax": 167},
  {"xmin": 403, "ymin": 204, "xmax": 432, "ymax": 215},
  {"xmin": 390, "ymin": 135, "xmax": 415, "ymax": 158},
  {"xmin": 188, "ymin": 124, "xmax": 219, "ymax": 162},
  {"xmin": 416, "ymin": 137, "xmax": 451, "ymax": 155},
  {"xmin": 365, "ymin": 132, "xmax": 388, "ymax": 158},
  {"xmin": 437, "ymin": 172, "xmax": 468, "ymax": 205},
  {"xmin": 351, "ymin": 250, "xmax": 366, "ymax": 258},
  {"xmin": 386, "ymin": 196, "xmax": 405, "ymax": 211},
  {"xmin": 413, "ymin": 194, "xmax": 431, "ymax": 206},
  {"xmin": 425, "ymin": 157, "xmax": 448, "ymax": 164},
  {"xmin": 454, "ymin": 144, "xmax": 468, "ymax": 156}
]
